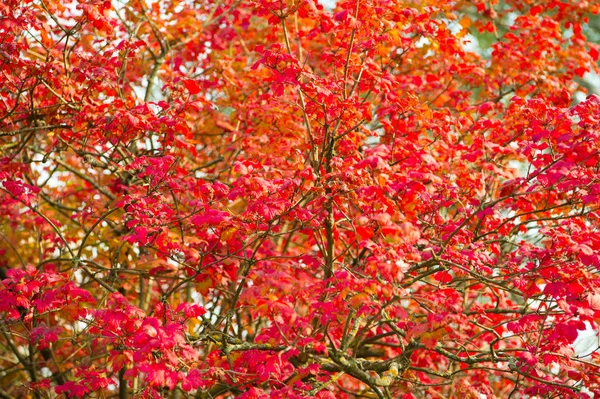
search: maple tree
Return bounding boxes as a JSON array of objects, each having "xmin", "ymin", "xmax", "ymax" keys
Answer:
[{"xmin": 2, "ymin": 0, "xmax": 600, "ymax": 397}]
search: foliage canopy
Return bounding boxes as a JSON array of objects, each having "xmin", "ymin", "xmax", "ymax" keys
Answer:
[{"xmin": 2, "ymin": 0, "xmax": 600, "ymax": 398}]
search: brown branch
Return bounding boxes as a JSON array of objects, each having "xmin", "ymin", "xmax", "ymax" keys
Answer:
[{"xmin": 0, "ymin": 124, "xmax": 71, "ymax": 137}]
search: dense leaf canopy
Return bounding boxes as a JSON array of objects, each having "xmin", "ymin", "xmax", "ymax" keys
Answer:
[{"xmin": 2, "ymin": 0, "xmax": 600, "ymax": 398}]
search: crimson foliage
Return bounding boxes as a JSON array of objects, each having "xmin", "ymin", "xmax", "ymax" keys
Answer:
[{"xmin": 2, "ymin": 0, "xmax": 600, "ymax": 398}]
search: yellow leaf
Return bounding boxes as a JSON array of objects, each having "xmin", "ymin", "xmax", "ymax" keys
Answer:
[
  {"xmin": 459, "ymin": 16, "xmax": 471, "ymax": 29},
  {"xmin": 197, "ymin": 276, "xmax": 214, "ymax": 296},
  {"xmin": 188, "ymin": 317, "xmax": 201, "ymax": 336},
  {"xmin": 222, "ymin": 227, "xmax": 238, "ymax": 242}
]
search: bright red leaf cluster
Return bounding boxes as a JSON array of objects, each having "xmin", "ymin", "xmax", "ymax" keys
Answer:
[{"xmin": 2, "ymin": 0, "xmax": 600, "ymax": 398}]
